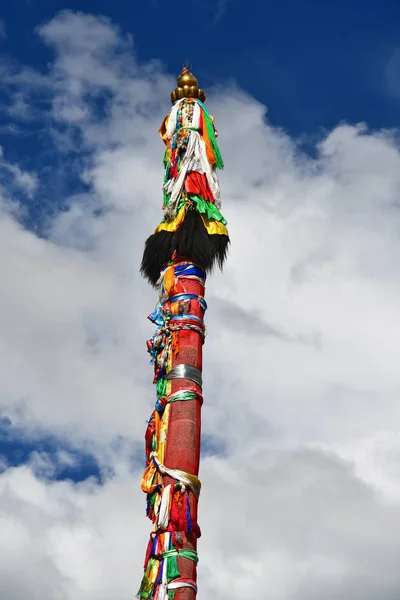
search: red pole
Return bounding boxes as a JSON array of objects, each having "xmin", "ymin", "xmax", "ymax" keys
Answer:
[
  {"xmin": 138, "ymin": 67, "xmax": 229, "ymax": 600},
  {"xmin": 162, "ymin": 273, "xmax": 204, "ymax": 600}
]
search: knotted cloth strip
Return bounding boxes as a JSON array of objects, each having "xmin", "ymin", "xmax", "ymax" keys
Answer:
[
  {"xmin": 153, "ymin": 456, "xmax": 201, "ymax": 499},
  {"xmin": 165, "ymin": 364, "xmax": 203, "ymax": 387},
  {"xmin": 167, "ymin": 390, "xmax": 203, "ymax": 404},
  {"xmin": 162, "ymin": 548, "xmax": 198, "ymax": 563},
  {"xmin": 168, "ymin": 580, "xmax": 197, "ymax": 593},
  {"xmin": 163, "ymin": 549, "xmax": 199, "ymax": 582},
  {"xmin": 169, "ymin": 293, "xmax": 208, "ymax": 312},
  {"xmin": 156, "ymin": 579, "xmax": 198, "ymax": 600},
  {"xmin": 157, "ymin": 484, "xmax": 173, "ymax": 530}
]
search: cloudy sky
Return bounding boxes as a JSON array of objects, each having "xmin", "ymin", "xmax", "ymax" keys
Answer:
[{"xmin": 1, "ymin": 2, "xmax": 400, "ymax": 598}]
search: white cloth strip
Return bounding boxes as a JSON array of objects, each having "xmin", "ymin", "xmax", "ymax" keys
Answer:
[
  {"xmin": 168, "ymin": 581, "xmax": 198, "ymax": 593},
  {"xmin": 157, "ymin": 484, "xmax": 172, "ymax": 530},
  {"xmin": 152, "ymin": 456, "xmax": 201, "ymax": 499}
]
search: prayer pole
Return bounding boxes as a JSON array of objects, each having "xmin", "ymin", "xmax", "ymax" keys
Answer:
[{"xmin": 138, "ymin": 67, "xmax": 229, "ymax": 600}]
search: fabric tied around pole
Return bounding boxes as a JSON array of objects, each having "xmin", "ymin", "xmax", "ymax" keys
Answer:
[
  {"xmin": 167, "ymin": 580, "xmax": 197, "ymax": 594},
  {"xmin": 162, "ymin": 548, "xmax": 199, "ymax": 582},
  {"xmin": 167, "ymin": 390, "xmax": 203, "ymax": 405},
  {"xmin": 152, "ymin": 455, "xmax": 201, "ymax": 500},
  {"xmin": 165, "ymin": 364, "xmax": 202, "ymax": 387},
  {"xmin": 169, "ymin": 292, "xmax": 207, "ymax": 312},
  {"xmin": 157, "ymin": 484, "xmax": 172, "ymax": 530}
]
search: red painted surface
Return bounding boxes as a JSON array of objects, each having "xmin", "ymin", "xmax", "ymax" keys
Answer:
[{"xmin": 163, "ymin": 274, "xmax": 205, "ymax": 600}]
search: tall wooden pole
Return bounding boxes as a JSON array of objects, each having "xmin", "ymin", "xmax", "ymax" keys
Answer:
[
  {"xmin": 138, "ymin": 67, "xmax": 229, "ymax": 600},
  {"xmin": 163, "ymin": 273, "xmax": 204, "ymax": 600}
]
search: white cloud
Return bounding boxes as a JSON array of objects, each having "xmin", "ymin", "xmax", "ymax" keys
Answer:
[
  {"xmin": 1, "ymin": 9, "xmax": 400, "ymax": 598},
  {"xmin": 6, "ymin": 91, "xmax": 36, "ymax": 121},
  {"xmin": 1, "ymin": 453, "xmax": 400, "ymax": 599},
  {"xmin": 0, "ymin": 149, "xmax": 38, "ymax": 198},
  {"xmin": 0, "ymin": 463, "xmax": 148, "ymax": 599}
]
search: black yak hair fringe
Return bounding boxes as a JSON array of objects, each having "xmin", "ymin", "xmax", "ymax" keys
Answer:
[{"xmin": 140, "ymin": 208, "xmax": 230, "ymax": 287}]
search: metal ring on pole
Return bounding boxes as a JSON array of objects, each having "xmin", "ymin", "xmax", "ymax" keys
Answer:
[{"xmin": 165, "ymin": 364, "xmax": 203, "ymax": 387}]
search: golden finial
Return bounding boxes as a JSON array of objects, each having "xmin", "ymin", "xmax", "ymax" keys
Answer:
[{"xmin": 171, "ymin": 66, "xmax": 206, "ymax": 104}]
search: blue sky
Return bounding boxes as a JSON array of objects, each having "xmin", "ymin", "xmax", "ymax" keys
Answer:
[
  {"xmin": 0, "ymin": 0, "xmax": 397, "ymax": 506},
  {"xmin": 1, "ymin": 0, "xmax": 399, "ymax": 230},
  {"xmin": 2, "ymin": 4, "xmax": 400, "ymax": 599},
  {"xmin": 2, "ymin": 0, "xmax": 400, "ymax": 137},
  {"xmin": 1, "ymin": 0, "xmax": 399, "ymax": 236}
]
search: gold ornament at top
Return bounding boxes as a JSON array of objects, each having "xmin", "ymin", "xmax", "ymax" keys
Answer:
[{"xmin": 171, "ymin": 67, "xmax": 206, "ymax": 104}]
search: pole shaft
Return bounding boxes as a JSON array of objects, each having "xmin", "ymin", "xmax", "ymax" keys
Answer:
[{"xmin": 163, "ymin": 275, "xmax": 204, "ymax": 600}]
